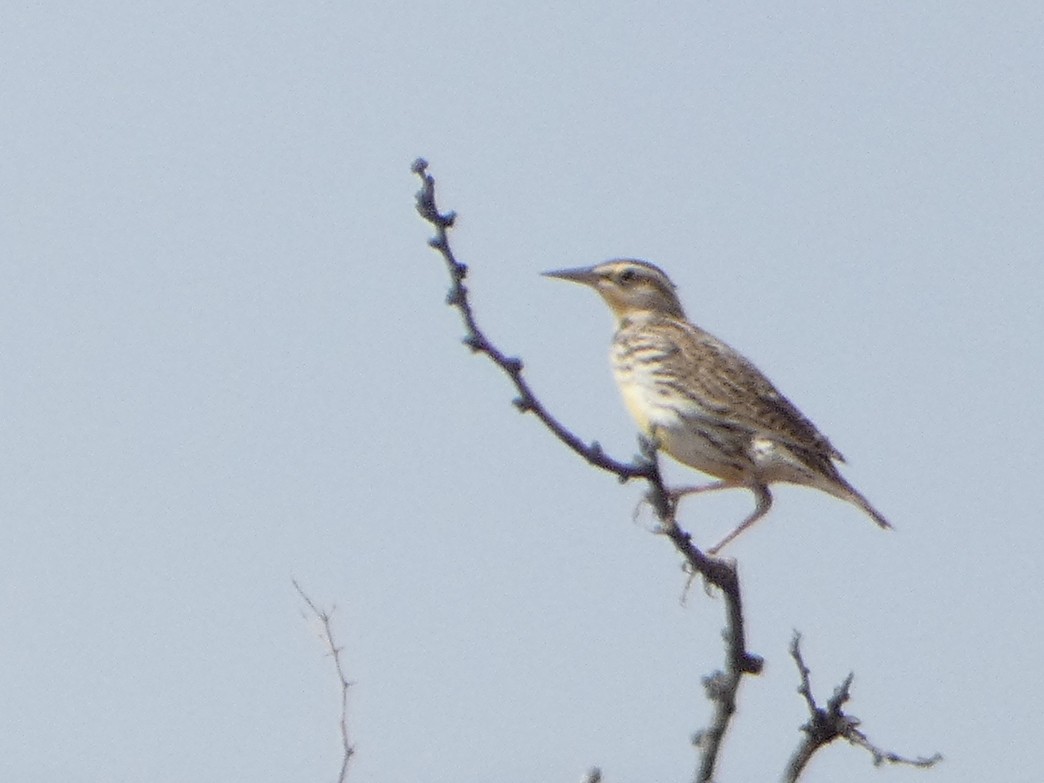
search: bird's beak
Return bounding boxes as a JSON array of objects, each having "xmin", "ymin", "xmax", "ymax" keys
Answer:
[{"xmin": 541, "ymin": 266, "xmax": 600, "ymax": 287}]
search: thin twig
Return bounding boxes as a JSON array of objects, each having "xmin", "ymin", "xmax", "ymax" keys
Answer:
[
  {"xmin": 294, "ymin": 579, "xmax": 355, "ymax": 783},
  {"xmin": 411, "ymin": 158, "xmax": 650, "ymax": 482},
  {"xmin": 412, "ymin": 158, "xmax": 762, "ymax": 781},
  {"xmin": 783, "ymin": 633, "xmax": 942, "ymax": 782}
]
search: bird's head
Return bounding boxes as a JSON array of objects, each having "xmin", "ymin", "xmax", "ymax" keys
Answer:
[{"xmin": 543, "ymin": 259, "xmax": 685, "ymax": 323}]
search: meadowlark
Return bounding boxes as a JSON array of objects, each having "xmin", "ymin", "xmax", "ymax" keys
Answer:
[{"xmin": 544, "ymin": 259, "xmax": 891, "ymax": 554}]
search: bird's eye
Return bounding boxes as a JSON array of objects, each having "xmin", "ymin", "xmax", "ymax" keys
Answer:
[{"xmin": 618, "ymin": 269, "xmax": 637, "ymax": 284}]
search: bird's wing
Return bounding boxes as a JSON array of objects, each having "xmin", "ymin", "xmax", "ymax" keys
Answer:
[{"xmin": 656, "ymin": 319, "xmax": 845, "ymax": 464}]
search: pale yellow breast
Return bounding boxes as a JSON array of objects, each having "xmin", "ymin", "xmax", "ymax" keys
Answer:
[
  {"xmin": 617, "ymin": 378, "xmax": 655, "ymax": 435},
  {"xmin": 610, "ymin": 330, "xmax": 667, "ymax": 437},
  {"xmin": 612, "ymin": 343, "xmax": 748, "ymax": 481}
]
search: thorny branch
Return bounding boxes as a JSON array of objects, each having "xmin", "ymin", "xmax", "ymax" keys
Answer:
[
  {"xmin": 412, "ymin": 158, "xmax": 761, "ymax": 781},
  {"xmin": 294, "ymin": 579, "xmax": 355, "ymax": 783},
  {"xmin": 784, "ymin": 633, "xmax": 942, "ymax": 782}
]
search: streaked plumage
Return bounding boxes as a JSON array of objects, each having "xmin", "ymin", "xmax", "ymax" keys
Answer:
[{"xmin": 544, "ymin": 259, "xmax": 891, "ymax": 553}]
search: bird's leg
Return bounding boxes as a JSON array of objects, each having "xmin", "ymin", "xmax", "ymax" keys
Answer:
[
  {"xmin": 637, "ymin": 480, "xmax": 738, "ymax": 533},
  {"xmin": 706, "ymin": 483, "xmax": 773, "ymax": 555},
  {"xmin": 669, "ymin": 480, "xmax": 734, "ymax": 502}
]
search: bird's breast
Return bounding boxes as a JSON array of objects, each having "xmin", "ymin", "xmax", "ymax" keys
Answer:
[
  {"xmin": 611, "ymin": 335, "xmax": 749, "ymax": 481},
  {"xmin": 617, "ymin": 377, "xmax": 655, "ymax": 434},
  {"xmin": 611, "ymin": 342, "xmax": 679, "ymax": 435}
]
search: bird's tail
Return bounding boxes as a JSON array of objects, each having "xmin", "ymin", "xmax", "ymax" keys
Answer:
[
  {"xmin": 855, "ymin": 495, "xmax": 892, "ymax": 529},
  {"xmin": 815, "ymin": 471, "xmax": 893, "ymax": 530},
  {"xmin": 842, "ymin": 482, "xmax": 893, "ymax": 530}
]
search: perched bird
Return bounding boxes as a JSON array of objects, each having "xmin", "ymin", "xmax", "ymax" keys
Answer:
[{"xmin": 543, "ymin": 259, "xmax": 891, "ymax": 554}]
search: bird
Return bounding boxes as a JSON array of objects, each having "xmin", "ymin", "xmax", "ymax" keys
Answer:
[{"xmin": 543, "ymin": 259, "xmax": 891, "ymax": 554}]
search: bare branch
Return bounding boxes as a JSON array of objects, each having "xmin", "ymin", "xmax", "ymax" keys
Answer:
[
  {"xmin": 784, "ymin": 633, "xmax": 942, "ymax": 781},
  {"xmin": 412, "ymin": 158, "xmax": 762, "ymax": 781},
  {"xmin": 294, "ymin": 579, "xmax": 355, "ymax": 783},
  {"xmin": 411, "ymin": 158, "xmax": 650, "ymax": 482}
]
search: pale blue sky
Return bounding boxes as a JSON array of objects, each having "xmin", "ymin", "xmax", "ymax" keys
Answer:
[{"xmin": 2, "ymin": 3, "xmax": 1042, "ymax": 782}]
